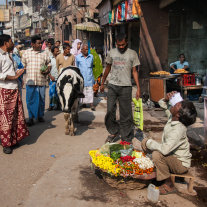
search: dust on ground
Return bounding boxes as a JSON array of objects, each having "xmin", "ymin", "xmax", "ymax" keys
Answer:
[{"xmin": 78, "ymin": 166, "xmax": 170, "ymax": 207}]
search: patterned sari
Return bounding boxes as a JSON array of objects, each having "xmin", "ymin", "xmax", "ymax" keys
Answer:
[{"xmin": 0, "ymin": 88, "xmax": 29, "ymax": 147}]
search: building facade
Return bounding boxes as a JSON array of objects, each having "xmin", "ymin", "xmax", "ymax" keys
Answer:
[{"xmin": 54, "ymin": 0, "xmax": 102, "ymax": 43}]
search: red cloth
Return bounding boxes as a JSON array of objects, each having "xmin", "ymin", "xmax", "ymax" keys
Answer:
[
  {"xmin": 118, "ymin": 5, "xmax": 122, "ymax": 21},
  {"xmin": 42, "ymin": 41, "xmax": 47, "ymax": 50},
  {"xmin": 0, "ymin": 88, "xmax": 29, "ymax": 147},
  {"xmin": 125, "ymin": 1, "xmax": 128, "ymax": 20}
]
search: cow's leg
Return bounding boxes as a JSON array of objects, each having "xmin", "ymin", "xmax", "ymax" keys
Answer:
[
  {"xmin": 64, "ymin": 113, "xmax": 70, "ymax": 135},
  {"xmin": 69, "ymin": 114, "xmax": 75, "ymax": 136},
  {"xmin": 69, "ymin": 99, "xmax": 79, "ymax": 136}
]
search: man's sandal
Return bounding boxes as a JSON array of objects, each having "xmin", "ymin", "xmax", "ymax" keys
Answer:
[
  {"xmin": 105, "ymin": 135, "xmax": 120, "ymax": 143},
  {"xmin": 159, "ymin": 184, "xmax": 177, "ymax": 195}
]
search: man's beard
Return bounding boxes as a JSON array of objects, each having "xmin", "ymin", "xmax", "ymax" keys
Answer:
[
  {"xmin": 8, "ymin": 46, "xmax": 14, "ymax": 53},
  {"xmin": 118, "ymin": 46, "xmax": 128, "ymax": 54}
]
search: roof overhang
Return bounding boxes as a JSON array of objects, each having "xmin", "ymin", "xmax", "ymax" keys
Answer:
[{"xmin": 159, "ymin": 0, "xmax": 176, "ymax": 8}]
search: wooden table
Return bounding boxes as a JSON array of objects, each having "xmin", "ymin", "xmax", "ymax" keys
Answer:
[
  {"xmin": 149, "ymin": 75, "xmax": 180, "ymax": 102},
  {"xmin": 181, "ymin": 85, "xmax": 203, "ymax": 99},
  {"xmin": 149, "ymin": 75, "xmax": 203, "ymax": 102}
]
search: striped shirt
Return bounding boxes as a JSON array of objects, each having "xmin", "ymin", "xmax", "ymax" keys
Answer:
[{"xmin": 22, "ymin": 48, "xmax": 51, "ymax": 86}]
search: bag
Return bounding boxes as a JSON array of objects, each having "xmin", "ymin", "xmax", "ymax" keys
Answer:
[{"xmin": 132, "ymin": 98, "xmax": 143, "ymax": 130}]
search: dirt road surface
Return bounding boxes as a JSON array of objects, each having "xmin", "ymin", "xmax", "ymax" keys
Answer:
[{"xmin": 0, "ymin": 88, "xmax": 206, "ymax": 207}]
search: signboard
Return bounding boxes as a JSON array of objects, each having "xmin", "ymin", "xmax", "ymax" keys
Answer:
[
  {"xmin": 3, "ymin": 29, "xmax": 12, "ymax": 36},
  {"xmin": 0, "ymin": 9, "xmax": 10, "ymax": 22},
  {"xmin": 25, "ymin": 28, "xmax": 30, "ymax": 37}
]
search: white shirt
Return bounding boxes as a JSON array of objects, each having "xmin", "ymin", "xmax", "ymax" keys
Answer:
[
  {"xmin": 50, "ymin": 56, "xmax": 59, "ymax": 81},
  {"xmin": 0, "ymin": 48, "xmax": 18, "ymax": 89}
]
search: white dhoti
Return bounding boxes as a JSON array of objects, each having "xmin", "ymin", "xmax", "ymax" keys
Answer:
[{"xmin": 80, "ymin": 86, "xmax": 94, "ymax": 104}]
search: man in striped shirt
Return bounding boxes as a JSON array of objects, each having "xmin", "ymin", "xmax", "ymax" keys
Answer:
[{"xmin": 22, "ymin": 35, "xmax": 51, "ymax": 126}]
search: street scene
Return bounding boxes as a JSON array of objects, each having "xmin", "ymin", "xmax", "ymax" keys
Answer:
[{"xmin": 0, "ymin": 0, "xmax": 207, "ymax": 207}]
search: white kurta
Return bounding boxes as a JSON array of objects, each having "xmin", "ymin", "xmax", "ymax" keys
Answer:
[{"xmin": 80, "ymin": 86, "xmax": 94, "ymax": 104}]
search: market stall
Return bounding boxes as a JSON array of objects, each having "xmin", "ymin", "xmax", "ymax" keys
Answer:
[
  {"xmin": 149, "ymin": 70, "xmax": 203, "ymax": 102},
  {"xmin": 89, "ymin": 141, "xmax": 156, "ymax": 189}
]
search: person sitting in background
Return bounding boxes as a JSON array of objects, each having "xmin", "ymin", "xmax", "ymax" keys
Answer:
[
  {"xmin": 170, "ymin": 54, "xmax": 189, "ymax": 74},
  {"xmin": 48, "ymin": 46, "xmax": 60, "ymax": 111},
  {"xmin": 141, "ymin": 91, "xmax": 197, "ymax": 195}
]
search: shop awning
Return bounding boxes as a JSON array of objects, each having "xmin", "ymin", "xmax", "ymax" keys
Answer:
[{"xmin": 75, "ymin": 21, "xmax": 101, "ymax": 32}]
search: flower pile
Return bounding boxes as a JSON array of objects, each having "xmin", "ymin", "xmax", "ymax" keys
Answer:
[
  {"xmin": 134, "ymin": 157, "xmax": 154, "ymax": 170},
  {"xmin": 89, "ymin": 142, "xmax": 154, "ymax": 177},
  {"xmin": 89, "ymin": 150, "xmax": 121, "ymax": 176}
]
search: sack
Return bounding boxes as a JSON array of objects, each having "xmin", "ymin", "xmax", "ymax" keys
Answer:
[{"xmin": 132, "ymin": 98, "xmax": 143, "ymax": 130}]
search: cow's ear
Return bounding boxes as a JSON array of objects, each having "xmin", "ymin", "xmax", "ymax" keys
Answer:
[{"xmin": 77, "ymin": 93, "xmax": 85, "ymax": 98}]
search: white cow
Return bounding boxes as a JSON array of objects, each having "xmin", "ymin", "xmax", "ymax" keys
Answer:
[{"xmin": 57, "ymin": 66, "xmax": 84, "ymax": 135}]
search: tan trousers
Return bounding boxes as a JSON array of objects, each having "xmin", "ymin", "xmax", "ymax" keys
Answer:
[{"xmin": 152, "ymin": 151, "xmax": 188, "ymax": 181}]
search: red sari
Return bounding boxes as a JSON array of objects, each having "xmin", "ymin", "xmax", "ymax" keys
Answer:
[{"xmin": 0, "ymin": 88, "xmax": 29, "ymax": 147}]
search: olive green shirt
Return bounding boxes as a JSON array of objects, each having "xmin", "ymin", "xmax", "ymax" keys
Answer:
[
  {"xmin": 105, "ymin": 48, "xmax": 140, "ymax": 86},
  {"xmin": 146, "ymin": 99, "xmax": 191, "ymax": 168}
]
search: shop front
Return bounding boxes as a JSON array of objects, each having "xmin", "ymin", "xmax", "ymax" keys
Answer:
[{"xmin": 104, "ymin": 0, "xmax": 141, "ymax": 56}]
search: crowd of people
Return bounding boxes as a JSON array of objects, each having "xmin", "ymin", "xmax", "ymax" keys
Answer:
[
  {"xmin": 0, "ymin": 33, "xmax": 198, "ymax": 196},
  {"xmin": 0, "ymin": 34, "xmax": 99, "ymax": 154}
]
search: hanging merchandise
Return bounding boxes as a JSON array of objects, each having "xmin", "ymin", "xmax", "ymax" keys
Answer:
[
  {"xmin": 117, "ymin": 4, "xmax": 122, "ymax": 21},
  {"xmin": 121, "ymin": 2, "xmax": 125, "ymax": 21},
  {"xmin": 111, "ymin": 9, "xmax": 115, "ymax": 24},
  {"xmin": 132, "ymin": 98, "xmax": 143, "ymax": 131},
  {"xmin": 109, "ymin": 11, "xmax": 112, "ymax": 24},
  {"xmin": 132, "ymin": 0, "xmax": 141, "ymax": 18},
  {"xmin": 125, "ymin": 0, "xmax": 128, "ymax": 20},
  {"xmin": 126, "ymin": 0, "xmax": 134, "ymax": 20},
  {"xmin": 115, "ymin": 7, "xmax": 119, "ymax": 24}
]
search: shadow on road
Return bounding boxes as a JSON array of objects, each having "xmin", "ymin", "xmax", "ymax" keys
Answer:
[
  {"xmin": 20, "ymin": 110, "xmax": 61, "ymax": 146},
  {"xmin": 76, "ymin": 111, "xmax": 96, "ymax": 136}
]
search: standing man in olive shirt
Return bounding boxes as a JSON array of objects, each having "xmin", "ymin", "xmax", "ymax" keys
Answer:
[{"xmin": 100, "ymin": 33, "xmax": 141, "ymax": 143}]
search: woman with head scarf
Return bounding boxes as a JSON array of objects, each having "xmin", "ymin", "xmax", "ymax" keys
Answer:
[{"xmin": 71, "ymin": 39, "xmax": 82, "ymax": 57}]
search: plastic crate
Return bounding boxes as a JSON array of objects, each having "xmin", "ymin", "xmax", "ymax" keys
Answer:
[{"xmin": 182, "ymin": 74, "xmax": 195, "ymax": 86}]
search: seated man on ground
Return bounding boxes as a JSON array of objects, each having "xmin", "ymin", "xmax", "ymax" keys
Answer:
[
  {"xmin": 170, "ymin": 54, "xmax": 189, "ymax": 74},
  {"xmin": 141, "ymin": 91, "xmax": 197, "ymax": 195}
]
